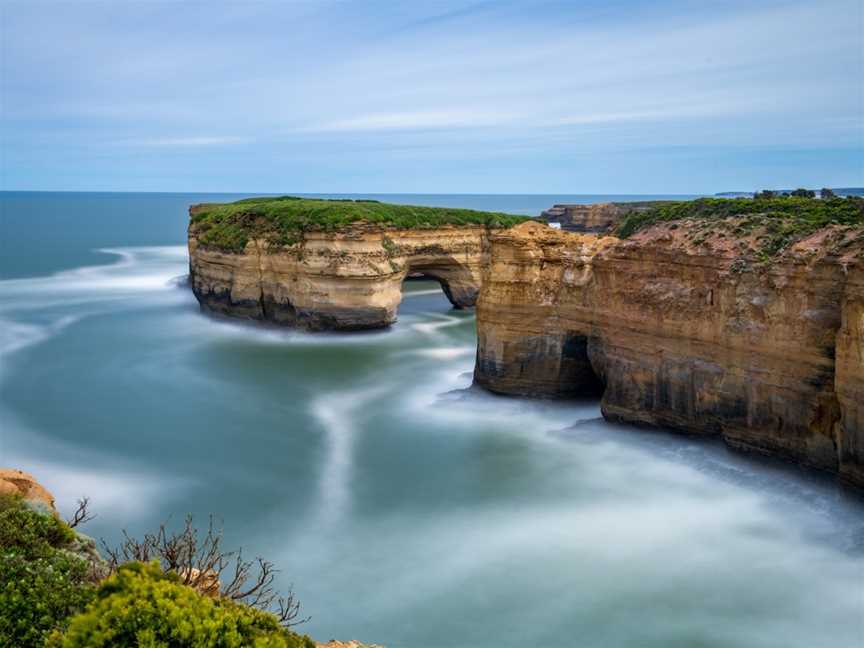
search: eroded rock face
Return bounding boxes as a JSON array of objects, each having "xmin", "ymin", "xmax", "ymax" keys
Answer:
[
  {"xmin": 836, "ymin": 265, "xmax": 864, "ymax": 486},
  {"xmin": 539, "ymin": 201, "xmax": 659, "ymax": 233},
  {"xmin": 474, "ymin": 221, "xmax": 864, "ymax": 487},
  {"xmin": 189, "ymin": 219, "xmax": 491, "ymax": 330}
]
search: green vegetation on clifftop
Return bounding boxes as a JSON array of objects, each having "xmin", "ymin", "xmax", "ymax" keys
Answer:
[
  {"xmin": 616, "ymin": 196, "xmax": 864, "ymax": 258},
  {"xmin": 190, "ymin": 196, "xmax": 529, "ymax": 253}
]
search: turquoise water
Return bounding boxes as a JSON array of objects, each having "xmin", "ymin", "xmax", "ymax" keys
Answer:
[{"xmin": 1, "ymin": 192, "xmax": 863, "ymax": 648}]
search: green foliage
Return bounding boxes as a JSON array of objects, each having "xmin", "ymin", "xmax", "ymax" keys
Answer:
[
  {"xmin": 0, "ymin": 495, "xmax": 96, "ymax": 648},
  {"xmin": 51, "ymin": 561, "xmax": 315, "ymax": 648},
  {"xmin": 790, "ymin": 188, "xmax": 816, "ymax": 198},
  {"xmin": 615, "ymin": 196, "xmax": 864, "ymax": 257},
  {"xmin": 191, "ymin": 196, "xmax": 529, "ymax": 253},
  {"xmin": 0, "ymin": 495, "xmax": 75, "ymax": 554}
]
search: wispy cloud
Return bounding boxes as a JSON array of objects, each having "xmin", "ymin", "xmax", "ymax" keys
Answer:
[
  {"xmin": 117, "ymin": 136, "xmax": 252, "ymax": 148},
  {"xmin": 306, "ymin": 110, "xmax": 517, "ymax": 132},
  {"xmin": 1, "ymin": 0, "xmax": 861, "ymax": 192}
]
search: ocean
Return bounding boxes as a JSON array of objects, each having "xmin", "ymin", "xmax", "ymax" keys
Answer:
[{"xmin": 1, "ymin": 192, "xmax": 863, "ymax": 648}]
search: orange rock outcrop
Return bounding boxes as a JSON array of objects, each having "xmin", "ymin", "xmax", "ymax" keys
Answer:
[{"xmin": 0, "ymin": 468, "xmax": 56, "ymax": 512}]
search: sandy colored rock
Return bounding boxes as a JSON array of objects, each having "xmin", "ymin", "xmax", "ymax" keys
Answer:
[
  {"xmin": 474, "ymin": 220, "xmax": 864, "ymax": 488},
  {"xmin": 175, "ymin": 566, "xmax": 222, "ymax": 597},
  {"xmin": 0, "ymin": 468, "xmax": 56, "ymax": 512},
  {"xmin": 540, "ymin": 202, "xmax": 631, "ymax": 232},
  {"xmin": 189, "ymin": 219, "xmax": 494, "ymax": 330},
  {"xmin": 836, "ymin": 264, "xmax": 864, "ymax": 486},
  {"xmin": 540, "ymin": 201, "xmax": 668, "ymax": 233}
]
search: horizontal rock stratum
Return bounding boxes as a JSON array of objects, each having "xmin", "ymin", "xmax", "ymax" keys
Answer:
[
  {"xmin": 188, "ymin": 196, "xmax": 527, "ymax": 330},
  {"xmin": 474, "ymin": 198, "xmax": 864, "ymax": 488}
]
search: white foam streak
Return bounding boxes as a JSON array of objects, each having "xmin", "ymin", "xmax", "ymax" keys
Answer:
[
  {"xmin": 0, "ymin": 408, "xmax": 193, "ymax": 521},
  {"xmin": 411, "ymin": 346, "xmax": 474, "ymax": 360},
  {"xmin": 0, "ymin": 315, "xmax": 82, "ymax": 378},
  {"xmin": 0, "ymin": 247, "xmax": 189, "ymax": 373},
  {"xmin": 1, "ymin": 247, "xmax": 187, "ymax": 299},
  {"xmin": 411, "ymin": 312, "xmax": 463, "ymax": 334},
  {"xmin": 400, "ymin": 289, "xmax": 445, "ymax": 298},
  {"xmin": 311, "ymin": 386, "xmax": 389, "ymax": 526}
]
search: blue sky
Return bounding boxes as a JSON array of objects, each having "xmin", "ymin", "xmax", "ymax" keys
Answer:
[{"xmin": 2, "ymin": 0, "xmax": 862, "ymax": 193}]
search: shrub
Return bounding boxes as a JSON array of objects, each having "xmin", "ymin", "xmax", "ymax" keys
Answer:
[
  {"xmin": 50, "ymin": 561, "xmax": 315, "ymax": 648},
  {"xmin": 0, "ymin": 495, "xmax": 96, "ymax": 648},
  {"xmin": 790, "ymin": 188, "xmax": 816, "ymax": 198}
]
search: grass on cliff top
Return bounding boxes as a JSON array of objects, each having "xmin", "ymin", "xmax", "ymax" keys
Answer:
[
  {"xmin": 191, "ymin": 196, "xmax": 529, "ymax": 252},
  {"xmin": 616, "ymin": 196, "xmax": 864, "ymax": 258}
]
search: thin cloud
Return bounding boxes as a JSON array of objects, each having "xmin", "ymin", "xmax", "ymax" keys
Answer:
[
  {"xmin": 306, "ymin": 110, "xmax": 517, "ymax": 132},
  {"xmin": 117, "ymin": 136, "xmax": 252, "ymax": 148},
  {"xmin": 2, "ymin": 0, "xmax": 860, "ymax": 191}
]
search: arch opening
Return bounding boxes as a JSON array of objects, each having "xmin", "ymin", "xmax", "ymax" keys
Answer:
[{"xmin": 402, "ymin": 258, "xmax": 479, "ymax": 310}]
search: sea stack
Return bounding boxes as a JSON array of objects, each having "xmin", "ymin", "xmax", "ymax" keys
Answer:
[{"xmin": 187, "ymin": 197, "xmax": 527, "ymax": 330}]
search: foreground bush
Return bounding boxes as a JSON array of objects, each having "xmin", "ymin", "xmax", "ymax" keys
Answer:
[
  {"xmin": 50, "ymin": 561, "xmax": 315, "ymax": 648},
  {"xmin": 0, "ymin": 495, "xmax": 96, "ymax": 647},
  {"xmin": 0, "ymin": 491, "xmax": 316, "ymax": 648}
]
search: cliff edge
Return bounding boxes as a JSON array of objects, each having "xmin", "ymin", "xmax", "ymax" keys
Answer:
[{"xmin": 475, "ymin": 198, "xmax": 864, "ymax": 488}]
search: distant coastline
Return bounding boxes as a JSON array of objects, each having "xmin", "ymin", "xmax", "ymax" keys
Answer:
[{"xmin": 716, "ymin": 187, "xmax": 864, "ymax": 197}]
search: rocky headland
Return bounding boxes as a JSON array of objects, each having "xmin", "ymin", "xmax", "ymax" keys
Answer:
[
  {"xmin": 474, "ymin": 197, "xmax": 864, "ymax": 488},
  {"xmin": 539, "ymin": 201, "xmax": 666, "ymax": 233},
  {"xmin": 188, "ymin": 196, "xmax": 526, "ymax": 330}
]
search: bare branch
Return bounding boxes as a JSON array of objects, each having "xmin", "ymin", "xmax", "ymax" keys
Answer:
[
  {"xmin": 66, "ymin": 496, "xmax": 95, "ymax": 529},
  {"xmin": 101, "ymin": 514, "xmax": 307, "ymax": 627}
]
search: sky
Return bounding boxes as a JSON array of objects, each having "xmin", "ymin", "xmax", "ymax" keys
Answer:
[{"xmin": 1, "ymin": 0, "xmax": 862, "ymax": 194}]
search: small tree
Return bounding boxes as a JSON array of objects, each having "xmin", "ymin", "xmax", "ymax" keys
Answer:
[
  {"xmin": 754, "ymin": 190, "xmax": 775, "ymax": 199},
  {"xmin": 820, "ymin": 187, "xmax": 836, "ymax": 199},
  {"xmin": 790, "ymin": 188, "xmax": 815, "ymax": 198}
]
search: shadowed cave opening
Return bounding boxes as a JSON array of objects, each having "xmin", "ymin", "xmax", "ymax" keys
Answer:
[{"xmin": 560, "ymin": 332, "xmax": 605, "ymax": 399}]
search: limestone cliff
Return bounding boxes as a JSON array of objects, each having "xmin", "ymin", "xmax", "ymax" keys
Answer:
[
  {"xmin": 188, "ymin": 197, "xmax": 526, "ymax": 330},
  {"xmin": 539, "ymin": 201, "xmax": 663, "ymax": 233},
  {"xmin": 836, "ymin": 265, "xmax": 864, "ymax": 486},
  {"xmin": 190, "ymin": 222, "xmax": 493, "ymax": 330},
  {"xmin": 474, "ymin": 219, "xmax": 864, "ymax": 488}
]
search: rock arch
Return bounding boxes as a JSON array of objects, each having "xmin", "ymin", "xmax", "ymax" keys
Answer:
[
  {"xmin": 189, "ymin": 225, "xmax": 489, "ymax": 331},
  {"xmin": 400, "ymin": 256, "xmax": 480, "ymax": 310}
]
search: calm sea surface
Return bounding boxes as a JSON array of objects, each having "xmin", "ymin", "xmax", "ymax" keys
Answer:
[{"xmin": 1, "ymin": 192, "xmax": 863, "ymax": 647}]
